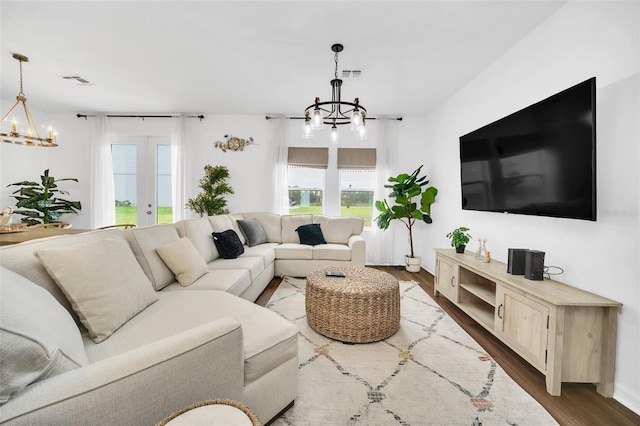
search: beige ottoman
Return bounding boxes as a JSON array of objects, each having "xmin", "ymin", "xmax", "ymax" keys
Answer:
[
  {"xmin": 156, "ymin": 399, "xmax": 261, "ymax": 426},
  {"xmin": 306, "ymin": 266, "xmax": 400, "ymax": 343}
]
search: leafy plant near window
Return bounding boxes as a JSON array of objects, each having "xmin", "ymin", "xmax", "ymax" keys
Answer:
[
  {"xmin": 186, "ymin": 165, "xmax": 234, "ymax": 216},
  {"xmin": 7, "ymin": 169, "xmax": 82, "ymax": 226},
  {"xmin": 375, "ymin": 165, "xmax": 438, "ymax": 258}
]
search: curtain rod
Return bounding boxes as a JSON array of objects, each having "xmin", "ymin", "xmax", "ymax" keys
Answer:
[
  {"xmin": 76, "ymin": 114, "xmax": 205, "ymax": 120},
  {"xmin": 265, "ymin": 115, "xmax": 402, "ymax": 121}
]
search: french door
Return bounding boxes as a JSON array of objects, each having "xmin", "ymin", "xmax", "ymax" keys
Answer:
[{"xmin": 111, "ymin": 136, "xmax": 173, "ymax": 226}]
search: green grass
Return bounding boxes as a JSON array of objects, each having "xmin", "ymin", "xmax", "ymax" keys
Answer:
[
  {"xmin": 116, "ymin": 205, "xmax": 371, "ymax": 226},
  {"xmin": 289, "ymin": 205, "xmax": 373, "ymax": 226},
  {"xmin": 115, "ymin": 206, "xmax": 173, "ymax": 225}
]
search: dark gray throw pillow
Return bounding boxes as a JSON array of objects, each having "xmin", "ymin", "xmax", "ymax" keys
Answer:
[
  {"xmin": 237, "ymin": 218, "xmax": 268, "ymax": 247},
  {"xmin": 212, "ymin": 229, "xmax": 245, "ymax": 259},
  {"xmin": 296, "ymin": 223, "xmax": 326, "ymax": 246}
]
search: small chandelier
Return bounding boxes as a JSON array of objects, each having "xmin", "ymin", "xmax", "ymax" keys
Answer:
[
  {"xmin": 303, "ymin": 43, "xmax": 367, "ymax": 144},
  {"xmin": 0, "ymin": 53, "xmax": 58, "ymax": 147}
]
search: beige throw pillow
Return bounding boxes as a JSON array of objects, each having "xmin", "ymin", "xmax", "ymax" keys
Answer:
[
  {"xmin": 35, "ymin": 237, "xmax": 159, "ymax": 343},
  {"xmin": 156, "ymin": 237, "xmax": 209, "ymax": 287},
  {"xmin": 0, "ymin": 267, "xmax": 89, "ymax": 403}
]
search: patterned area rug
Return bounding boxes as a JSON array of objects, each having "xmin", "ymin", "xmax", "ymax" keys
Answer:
[{"xmin": 267, "ymin": 278, "xmax": 558, "ymax": 426}]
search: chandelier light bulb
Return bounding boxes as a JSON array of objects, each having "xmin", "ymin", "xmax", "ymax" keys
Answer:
[
  {"xmin": 350, "ymin": 109, "xmax": 363, "ymax": 131},
  {"xmin": 311, "ymin": 108, "xmax": 324, "ymax": 130},
  {"xmin": 302, "ymin": 119, "xmax": 314, "ymax": 139},
  {"xmin": 330, "ymin": 124, "xmax": 339, "ymax": 145}
]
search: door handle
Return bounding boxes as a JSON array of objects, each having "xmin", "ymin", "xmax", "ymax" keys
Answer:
[
  {"xmin": 497, "ymin": 304, "xmax": 503, "ymax": 319},
  {"xmin": 450, "ymin": 277, "xmax": 455, "ymax": 287}
]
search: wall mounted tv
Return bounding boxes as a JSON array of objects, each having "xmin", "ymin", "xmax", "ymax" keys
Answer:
[{"xmin": 459, "ymin": 77, "xmax": 596, "ymax": 221}]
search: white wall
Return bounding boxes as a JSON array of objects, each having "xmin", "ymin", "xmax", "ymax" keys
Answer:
[{"xmin": 395, "ymin": 1, "xmax": 639, "ymax": 413}]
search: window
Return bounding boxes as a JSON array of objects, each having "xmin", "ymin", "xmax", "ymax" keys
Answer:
[
  {"xmin": 338, "ymin": 148, "xmax": 377, "ymax": 226},
  {"xmin": 287, "ymin": 147, "xmax": 328, "ymax": 215},
  {"xmin": 340, "ymin": 169, "xmax": 376, "ymax": 226},
  {"xmin": 286, "ymin": 147, "xmax": 377, "ymax": 225}
]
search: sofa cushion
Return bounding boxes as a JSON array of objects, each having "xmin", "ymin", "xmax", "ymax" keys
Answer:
[
  {"xmin": 242, "ymin": 243, "xmax": 278, "ymax": 267},
  {"xmin": 0, "ymin": 267, "xmax": 89, "ymax": 403},
  {"xmin": 296, "ymin": 223, "xmax": 326, "ymax": 246},
  {"xmin": 174, "ymin": 217, "xmax": 219, "ymax": 263},
  {"xmin": 237, "ymin": 218, "xmax": 268, "ymax": 247},
  {"xmin": 208, "ymin": 255, "xmax": 265, "ymax": 282},
  {"xmin": 313, "ymin": 244, "xmax": 352, "ymax": 261},
  {"xmin": 242, "ymin": 212, "xmax": 282, "ymax": 243},
  {"xmin": 274, "ymin": 243, "xmax": 313, "ymax": 260},
  {"xmin": 312, "ymin": 214, "xmax": 365, "ymax": 244},
  {"xmin": 82, "ymin": 291, "xmax": 298, "ymax": 388},
  {"xmin": 35, "ymin": 237, "xmax": 159, "ymax": 343},
  {"xmin": 161, "ymin": 269, "xmax": 251, "ymax": 297},
  {"xmin": 281, "ymin": 214, "xmax": 312, "ymax": 243},
  {"xmin": 212, "ymin": 230, "xmax": 245, "ymax": 259},
  {"xmin": 124, "ymin": 224, "xmax": 181, "ymax": 290},
  {"xmin": 156, "ymin": 237, "xmax": 209, "ymax": 287}
]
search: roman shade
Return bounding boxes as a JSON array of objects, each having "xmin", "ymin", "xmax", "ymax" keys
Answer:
[
  {"xmin": 337, "ymin": 148, "xmax": 376, "ymax": 170},
  {"xmin": 287, "ymin": 147, "xmax": 329, "ymax": 169}
]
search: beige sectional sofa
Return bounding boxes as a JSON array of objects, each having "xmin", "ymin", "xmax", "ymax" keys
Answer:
[{"xmin": 0, "ymin": 212, "xmax": 364, "ymax": 425}]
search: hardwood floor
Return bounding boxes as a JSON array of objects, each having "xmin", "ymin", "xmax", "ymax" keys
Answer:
[{"xmin": 256, "ymin": 266, "xmax": 640, "ymax": 425}]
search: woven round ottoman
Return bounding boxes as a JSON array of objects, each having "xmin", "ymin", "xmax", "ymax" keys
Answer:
[
  {"xmin": 306, "ymin": 266, "xmax": 400, "ymax": 343},
  {"xmin": 156, "ymin": 399, "xmax": 261, "ymax": 426}
]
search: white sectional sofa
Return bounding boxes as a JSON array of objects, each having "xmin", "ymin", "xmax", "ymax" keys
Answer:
[{"xmin": 0, "ymin": 212, "xmax": 365, "ymax": 425}]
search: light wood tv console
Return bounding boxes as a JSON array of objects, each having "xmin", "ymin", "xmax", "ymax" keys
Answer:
[{"xmin": 434, "ymin": 249, "xmax": 621, "ymax": 397}]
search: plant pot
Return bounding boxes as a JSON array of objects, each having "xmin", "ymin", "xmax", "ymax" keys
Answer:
[
  {"xmin": 455, "ymin": 245, "xmax": 466, "ymax": 254},
  {"xmin": 405, "ymin": 255, "xmax": 422, "ymax": 273}
]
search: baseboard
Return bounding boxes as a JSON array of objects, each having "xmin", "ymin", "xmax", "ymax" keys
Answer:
[{"xmin": 614, "ymin": 384, "xmax": 640, "ymax": 416}]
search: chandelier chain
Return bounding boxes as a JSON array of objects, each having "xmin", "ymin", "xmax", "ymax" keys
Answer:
[
  {"xmin": 334, "ymin": 50, "xmax": 339, "ymax": 80},
  {"xmin": 18, "ymin": 58, "xmax": 25, "ymax": 97}
]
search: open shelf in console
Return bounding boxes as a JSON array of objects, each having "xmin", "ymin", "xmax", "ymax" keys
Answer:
[{"xmin": 457, "ymin": 266, "xmax": 496, "ymax": 330}]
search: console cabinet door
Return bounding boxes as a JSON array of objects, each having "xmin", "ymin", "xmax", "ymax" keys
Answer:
[
  {"xmin": 435, "ymin": 256, "xmax": 458, "ymax": 302},
  {"xmin": 495, "ymin": 285, "xmax": 550, "ymax": 371}
]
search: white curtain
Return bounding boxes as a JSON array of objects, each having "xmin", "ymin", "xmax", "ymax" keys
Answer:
[
  {"xmin": 89, "ymin": 115, "xmax": 116, "ymax": 228},
  {"xmin": 171, "ymin": 116, "xmax": 187, "ymax": 222},
  {"xmin": 366, "ymin": 117, "xmax": 398, "ymax": 265},
  {"xmin": 269, "ymin": 117, "xmax": 289, "ymax": 214}
]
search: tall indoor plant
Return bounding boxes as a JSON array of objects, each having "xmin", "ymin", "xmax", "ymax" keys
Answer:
[
  {"xmin": 186, "ymin": 165, "xmax": 234, "ymax": 216},
  {"xmin": 375, "ymin": 165, "xmax": 438, "ymax": 272},
  {"xmin": 7, "ymin": 169, "xmax": 82, "ymax": 226}
]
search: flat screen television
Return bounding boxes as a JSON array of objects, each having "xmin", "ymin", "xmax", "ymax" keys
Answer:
[{"xmin": 459, "ymin": 77, "xmax": 596, "ymax": 221}]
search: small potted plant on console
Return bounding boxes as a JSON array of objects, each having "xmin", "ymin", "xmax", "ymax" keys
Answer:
[{"xmin": 446, "ymin": 227, "xmax": 471, "ymax": 254}]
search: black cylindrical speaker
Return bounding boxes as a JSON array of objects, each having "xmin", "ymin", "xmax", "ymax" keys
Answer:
[
  {"xmin": 525, "ymin": 250, "xmax": 545, "ymax": 280},
  {"xmin": 507, "ymin": 248, "xmax": 528, "ymax": 275}
]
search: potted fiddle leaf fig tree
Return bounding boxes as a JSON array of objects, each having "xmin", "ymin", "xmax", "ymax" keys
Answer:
[
  {"xmin": 375, "ymin": 165, "xmax": 438, "ymax": 272},
  {"xmin": 7, "ymin": 169, "xmax": 82, "ymax": 226}
]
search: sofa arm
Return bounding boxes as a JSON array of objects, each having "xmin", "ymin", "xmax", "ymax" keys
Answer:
[
  {"xmin": 1, "ymin": 318, "xmax": 244, "ymax": 425},
  {"xmin": 348, "ymin": 234, "xmax": 366, "ymax": 266}
]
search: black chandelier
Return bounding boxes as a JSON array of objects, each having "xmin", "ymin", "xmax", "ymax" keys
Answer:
[{"xmin": 303, "ymin": 43, "xmax": 367, "ymax": 143}]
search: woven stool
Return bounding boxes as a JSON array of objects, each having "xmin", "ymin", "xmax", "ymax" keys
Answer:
[
  {"xmin": 156, "ymin": 399, "xmax": 261, "ymax": 426},
  {"xmin": 306, "ymin": 266, "xmax": 400, "ymax": 343}
]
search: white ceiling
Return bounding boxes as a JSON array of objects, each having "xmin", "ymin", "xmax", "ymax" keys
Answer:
[{"xmin": 0, "ymin": 1, "xmax": 566, "ymax": 118}]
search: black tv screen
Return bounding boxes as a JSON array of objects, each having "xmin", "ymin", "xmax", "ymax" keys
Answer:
[{"xmin": 459, "ymin": 77, "xmax": 596, "ymax": 221}]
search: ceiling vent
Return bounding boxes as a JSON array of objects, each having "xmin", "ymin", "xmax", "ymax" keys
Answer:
[
  {"xmin": 341, "ymin": 70, "xmax": 362, "ymax": 80},
  {"xmin": 62, "ymin": 76, "xmax": 93, "ymax": 86}
]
